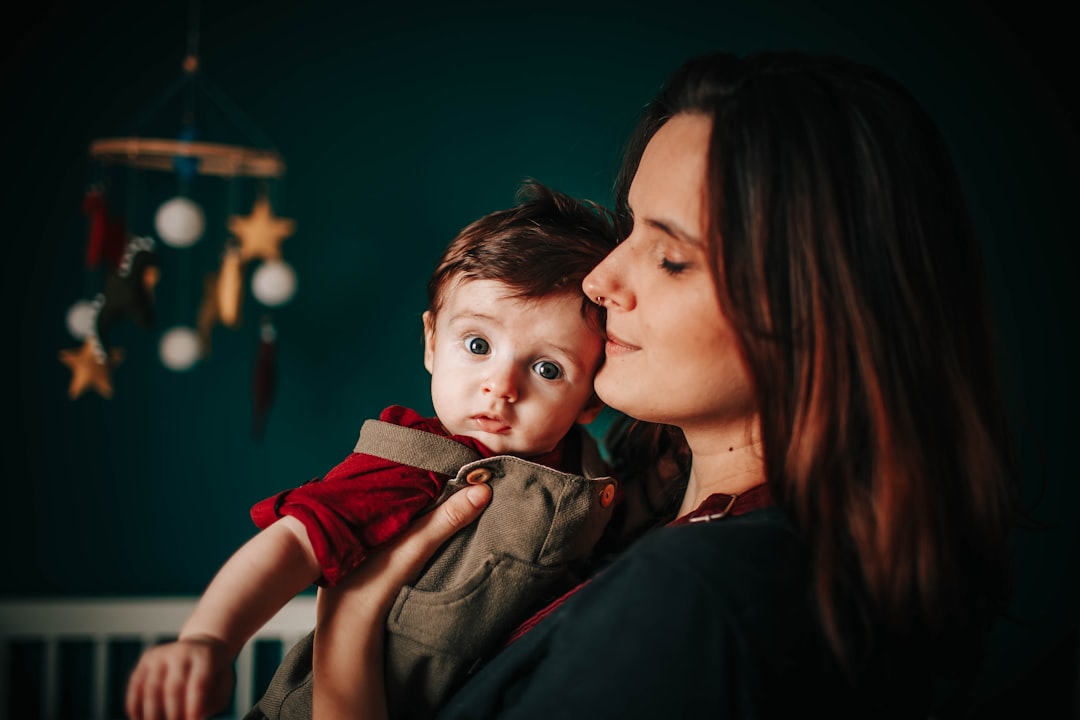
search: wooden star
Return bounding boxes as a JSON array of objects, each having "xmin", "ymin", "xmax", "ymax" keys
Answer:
[
  {"xmin": 227, "ymin": 196, "xmax": 295, "ymax": 262},
  {"xmin": 59, "ymin": 338, "xmax": 124, "ymax": 400}
]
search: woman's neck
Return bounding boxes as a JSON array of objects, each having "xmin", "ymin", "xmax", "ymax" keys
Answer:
[{"xmin": 678, "ymin": 419, "xmax": 766, "ymax": 517}]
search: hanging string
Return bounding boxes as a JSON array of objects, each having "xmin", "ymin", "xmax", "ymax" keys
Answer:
[
  {"xmin": 185, "ymin": 0, "xmax": 201, "ymax": 73},
  {"xmin": 267, "ymin": 175, "xmax": 286, "ymax": 211},
  {"xmin": 124, "ymin": 0, "xmax": 277, "ymax": 160},
  {"xmin": 176, "ymin": 0, "xmax": 199, "ymax": 325},
  {"xmin": 182, "ymin": 0, "xmax": 279, "ymax": 155},
  {"xmin": 175, "ymin": 0, "xmax": 200, "ymax": 200},
  {"xmin": 83, "ymin": 163, "xmax": 106, "ymax": 298},
  {"xmin": 192, "ymin": 73, "xmax": 281, "ymax": 153},
  {"xmin": 228, "ymin": 174, "xmax": 243, "ymax": 222},
  {"xmin": 125, "ymin": 164, "xmax": 141, "ymax": 235},
  {"xmin": 119, "ymin": 74, "xmax": 186, "ymax": 139}
]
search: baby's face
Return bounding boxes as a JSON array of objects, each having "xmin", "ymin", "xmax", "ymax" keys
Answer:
[{"xmin": 423, "ymin": 279, "xmax": 604, "ymax": 456}]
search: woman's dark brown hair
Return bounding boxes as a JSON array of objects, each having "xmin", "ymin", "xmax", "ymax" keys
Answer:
[{"xmin": 614, "ymin": 51, "xmax": 1020, "ymax": 685}]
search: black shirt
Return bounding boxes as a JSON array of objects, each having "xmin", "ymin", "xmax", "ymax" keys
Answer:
[{"xmin": 436, "ymin": 504, "xmax": 891, "ymax": 719}]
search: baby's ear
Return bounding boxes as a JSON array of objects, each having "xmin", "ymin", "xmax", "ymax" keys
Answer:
[
  {"xmin": 576, "ymin": 392, "xmax": 605, "ymax": 425},
  {"xmin": 422, "ymin": 311, "xmax": 435, "ymax": 374}
]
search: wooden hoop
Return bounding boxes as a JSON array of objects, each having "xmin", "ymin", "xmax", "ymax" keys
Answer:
[{"xmin": 89, "ymin": 137, "xmax": 285, "ymax": 178}]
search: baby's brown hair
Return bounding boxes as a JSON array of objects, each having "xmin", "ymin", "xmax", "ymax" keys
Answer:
[{"xmin": 426, "ymin": 179, "xmax": 617, "ymax": 332}]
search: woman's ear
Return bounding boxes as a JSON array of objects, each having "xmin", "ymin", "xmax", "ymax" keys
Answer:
[
  {"xmin": 576, "ymin": 392, "xmax": 606, "ymax": 425},
  {"xmin": 422, "ymin": 311, "xmax": 436, "ymax": 374}
]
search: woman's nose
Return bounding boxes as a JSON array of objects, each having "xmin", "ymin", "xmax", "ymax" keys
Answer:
[{"xmin": 583, "ymin": 246, "xmax": 630, "ymax": 310}]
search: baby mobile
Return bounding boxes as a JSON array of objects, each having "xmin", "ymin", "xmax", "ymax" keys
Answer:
[{"xmin": 58, "ymin": 2, "xmax": 298, "ymax": 439}]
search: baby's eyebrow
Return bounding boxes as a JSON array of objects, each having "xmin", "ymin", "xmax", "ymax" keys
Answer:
[
  {"xmin": 448, "ymin": 312, "xmax": 502, "ymax": 326},
  {"xmin": 544, "ymin": 342, "xmax": 580, "ymax": 363}
]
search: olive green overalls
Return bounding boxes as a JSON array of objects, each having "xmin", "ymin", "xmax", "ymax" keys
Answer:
[{"xmin": 245, "ymin": 418, "xmax": 617, "ymax": 720}]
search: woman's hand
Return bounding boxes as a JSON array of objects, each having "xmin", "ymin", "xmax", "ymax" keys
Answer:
[
  {"xmin": 124, "ymin": 636, "xmax": 234, "ymax": 720},
  {"xmin": 313, "ymin": 483, "xmax": 492, "ymax": 720}
]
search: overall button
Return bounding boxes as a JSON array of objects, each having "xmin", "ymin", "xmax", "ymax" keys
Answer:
[
  {"xmin": 599, "ymin": 483, "xmax": 616, "ymax": 508},
  {"xmin": 465, "ymin": 467, "xmax": 493, "ymax": 484}
]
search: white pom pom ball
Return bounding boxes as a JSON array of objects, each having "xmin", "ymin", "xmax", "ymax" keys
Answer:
[
  {"xmin": 65, "ymin": 299, "xmax": 99, "ymax": 339},
  {"xmin": 251, "ymin": 259, "xmax": 297, "ymax": 307},
  {"xmin": 154, "ymin": 196, "xmax": 205, "ymax": 248},
  {"xmin": 159, "ymin": 326, "xmax": 201, "ymax": 372}
]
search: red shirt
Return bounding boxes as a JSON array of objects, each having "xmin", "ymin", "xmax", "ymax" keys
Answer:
[{"xmin": 251, "ymin": 405, "xmax": 570, "ymax": 586}]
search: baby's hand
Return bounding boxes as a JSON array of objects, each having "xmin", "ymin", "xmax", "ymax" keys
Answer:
[{"xmin": 124, "ymin": 636, "xmax": 234, "ymax": 720}]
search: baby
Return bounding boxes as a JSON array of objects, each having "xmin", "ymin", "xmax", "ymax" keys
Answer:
[{"xmin": 125, "ymin": 180, "xmax": 619, "ymax": 720}]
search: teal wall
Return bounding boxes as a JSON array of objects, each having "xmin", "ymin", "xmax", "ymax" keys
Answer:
[{"xmin": 4, "ymin": 0, "xmax": 1077, "ymax": 712}]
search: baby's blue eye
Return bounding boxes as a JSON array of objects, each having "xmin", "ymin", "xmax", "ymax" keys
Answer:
[
  {"xmin": 466, "ymin": 337, "xmax": 490, "ymax": 355},
  {"xmin": 533, "ymin": 360, "xmax": 562, "ymax": 380}
]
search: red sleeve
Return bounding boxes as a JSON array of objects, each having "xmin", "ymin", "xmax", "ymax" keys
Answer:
[
  {"xmin": 250, "ymin": 454, "xmax": 446, "ymax": 587},
  {"xmin": 249, "ymin": 405, "xmax": 494, "ymax": 587}
]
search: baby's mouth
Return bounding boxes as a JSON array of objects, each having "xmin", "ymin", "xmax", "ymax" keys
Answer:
[{"xmin": 472, "ymin": 415, "xmax": 510, "ymax": 433}]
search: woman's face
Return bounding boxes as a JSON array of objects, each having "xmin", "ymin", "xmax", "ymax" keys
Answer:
[{"xmin": 582, "ymin": 113, "xmax": 756, "ymax": 437}]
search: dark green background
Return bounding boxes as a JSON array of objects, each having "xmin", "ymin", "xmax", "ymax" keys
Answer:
[{"xmin": 3, "ymin": 0, "xmax": 1077, "ymax": 714}]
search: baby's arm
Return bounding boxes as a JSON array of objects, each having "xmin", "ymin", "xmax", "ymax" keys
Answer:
[{"xmin": 125, "ymin": 516, "xmax": 320, "ymax": 720}]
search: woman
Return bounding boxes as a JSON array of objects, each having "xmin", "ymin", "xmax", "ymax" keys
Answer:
[{"xmin": 316, "ymin": 50, "xmax": 1020, "ymax": 719}]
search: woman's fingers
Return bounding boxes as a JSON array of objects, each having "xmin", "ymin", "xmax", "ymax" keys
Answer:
[
  {"xmin": 348, "ymin": 483, "xmax": 492, "ymax": 598},
  {"xmin": 318, "ymin": 482, "xmax": 493, "ymax": 626},
  {"xmin": 310, "ymin": 483, "xmax": 492, "ymax": 720},
  {"xmin": 399, "ymin": 483, "xmax": 492, "ymax": 572}
]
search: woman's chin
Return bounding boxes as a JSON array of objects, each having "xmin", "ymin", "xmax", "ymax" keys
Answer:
[
  {"xmin": 596, "ymin": 376, "xmax": 650, "ymax": 422},
  {"xmin": 592, "ymin": 371, "xmax": 620, "ymax": 409}
]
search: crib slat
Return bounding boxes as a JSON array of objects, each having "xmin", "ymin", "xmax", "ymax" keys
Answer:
[
  {"xmin": 42, "ymin": 639, "xmax": 57, "ymax": 720},
  {"xmin": 94, "ymin": 636, "xmax": 109, "ymax": 720},
  {"xmin": 235, "ymin": 641, "xmax": 255, "ymax": 715},
  {"xmin": 0, "ymin": 637, "xmax": 9, "ymax": 720}
]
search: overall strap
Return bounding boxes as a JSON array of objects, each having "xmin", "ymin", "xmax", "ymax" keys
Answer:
[{"xmin": 355, "ymin": 419, "xmax": 481, "ymax": 476}]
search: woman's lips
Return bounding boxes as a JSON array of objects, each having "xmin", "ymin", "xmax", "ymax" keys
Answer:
[
  {"xmin": 473, "ymin": 416, "xmax": 510, "ymax": 433},
  {"xmin": 604, "ymin": 332, "xmax": 639, "ymax": 354}
]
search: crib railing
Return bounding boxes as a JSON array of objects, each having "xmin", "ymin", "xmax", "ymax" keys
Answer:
[{"xmin": 0, "ymin": 596, "xmax": 316, "ymax": 720}]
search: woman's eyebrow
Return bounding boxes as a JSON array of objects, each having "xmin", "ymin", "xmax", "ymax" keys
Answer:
[
  {"xmin": 643, "ymin": 216, "xmax": 702, "ymax": 247},
  {"xmin": 626, "ymin": 200, "xmax": 702, "ymax": 246}
]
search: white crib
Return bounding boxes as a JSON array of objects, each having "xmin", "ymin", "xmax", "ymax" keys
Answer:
[{"xmin": 0, "ymin": 596, "xmax": 316, "ymax": 720}]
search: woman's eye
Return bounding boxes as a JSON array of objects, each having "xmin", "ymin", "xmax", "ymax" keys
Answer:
[
  {"xmin": 660, "ymin": 257, "xmax": 689, "ymax": 275},
  {"xmin": 533, "ymin": 360, "xmax": 562, "ymax": 380},
  {"xmin": 465, "ymin": 337, "xmax": 490, "ymax": 355}
]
